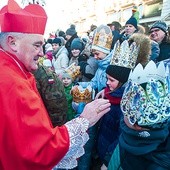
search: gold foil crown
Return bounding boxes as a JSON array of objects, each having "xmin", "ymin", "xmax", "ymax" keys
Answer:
[
  {"xmin": 92, "ymin": 25, "xmax": 113, "ymax": 54},
  {"xmin": 110, "ymin": 40, "xmax": 139, "ymax": 69},
  {"xmin": 71, "ymin": 85, "xmax": 93, "ymax": 103},
  {"xmin": 64, "ymin": 63, "xmax": 81, "ymax": 80}
]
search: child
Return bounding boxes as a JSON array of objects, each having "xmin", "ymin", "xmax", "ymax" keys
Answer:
[
  {"xmin": 96, "ymin": 33, "xmax": 151, "ymax": 170},
  {"xmin": 62, "ymin": 72, "xmax": 76, "ymax": 121}
]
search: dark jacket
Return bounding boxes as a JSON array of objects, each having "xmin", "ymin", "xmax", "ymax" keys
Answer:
[
  {"xmin": 97, "ymin": 86, "xmax": 124, "ymax": 166},
  {"xmin": 158, "ymin": 40, "xmax": 170, "ymax": 62}
]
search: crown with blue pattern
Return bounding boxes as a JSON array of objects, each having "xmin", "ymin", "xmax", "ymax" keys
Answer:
[{"xmin": 121, "ymin": 60, "xmax": 170, "ymax": 128}]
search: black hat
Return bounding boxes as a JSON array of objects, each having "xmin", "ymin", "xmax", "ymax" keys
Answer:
[
  {"xmin": 52, "ymin": 38, "xmax": 61, "ymax": 46},
  {"xmin": 150, "ymin": 20, "xmax": 168, "ymax": 33},
  {"xmin": 66, "ymin": 24, "xmax": 76, "ymax": 36},
  {"xmin": 106, "ymin": 65, "xmax": 131, "ymax": 84},
  {"xmin": 126, "ymin": 17, "xmax": 138, "ymax": 29},
  {"xmin": 71, "ymin": 38, "xmax": 85, "ymax": 52}
]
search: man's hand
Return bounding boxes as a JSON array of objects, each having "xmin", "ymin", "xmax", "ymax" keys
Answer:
[{"xmin": 80, "ymin": 99, "xmax": 111, "ymax": 127}]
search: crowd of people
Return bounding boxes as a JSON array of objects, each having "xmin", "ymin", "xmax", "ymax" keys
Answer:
[{"xmin": 0, "ymin": 1, "xmax": 170, "ymax": 170}]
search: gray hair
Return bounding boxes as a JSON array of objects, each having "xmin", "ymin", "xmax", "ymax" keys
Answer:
[{"xmin": 0, "ymin": 32, "xmax": 24, "ymax": 49}]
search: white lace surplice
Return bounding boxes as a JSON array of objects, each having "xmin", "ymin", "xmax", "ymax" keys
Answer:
[{"xmin": 53, "ymin": 117, "xmax": 89, "ymax": 169}]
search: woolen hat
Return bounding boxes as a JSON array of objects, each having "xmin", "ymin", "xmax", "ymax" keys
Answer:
[
  {"xmin": 66, "ymin": 24, "xmax": 76, "ymax": 36},
  {"xmin": 126, "ymin": 17, "xmax": 138, "ymax": 29},
  {"xmin": 71, "ymin": 38, "xmax": 85, "ymax": 52},
  {"xmin": 52, "ymin": 38, "xmax": 61, "ymax": 46},
  {"xmin": 106, "ymin": 65, "xmax": 131, "ymax": 84},
  {"xmin": 150, "ymin": 20, "xmax": 168, "ymax": 33}
]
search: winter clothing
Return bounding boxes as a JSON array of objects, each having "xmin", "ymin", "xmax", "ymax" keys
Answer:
[
  {"xmin": 126, "ymin": 17, "xmax": 138, "ymax": 29},
  {"xmin": 71, "ymin": 38, "xmax": 85, "ymax": 52},
  {"xmin": 78, "ymin": 51, "xmax": 112, "ymax": 92},
  {"xmin": 64, "ymin": 83, "xmax": 76, "ymax": 121},
  {"xmin": 157, "ymin": 39, "xmax": 170, "ymax": 62},
  {"xmin": 150, "ymin": 21, "xmax": 168, "ymax": 34},
  {"xmin": 97, "ymin": 86, "xmax": 124, "ymax": 166},
  {"xmin": 150, "ymin": 40, "xmax": 160, "ymax": 62},
  {"xmin": 78, "ymin": 54, "xmax": 98, "ymax": 82},
  {"xmin": 119, "ymin": 119, "xmax": 170, "ymax": 170},
  {"xmin": 106, "ymin": 65, "xmax": 131, "ymax": 84},
  {"xmin": 52, "ymin": 46, "xmax": 69, "ymax": 75},
  {"xmin": 66, "ymin": 24, "xmax": 77, "ymax": 36},
  {"xmin": 33, "ymin": 65, "xmax": 68, "ymax": 127},
  {"xmin": 52, "ymin": 38, "xmax": 62, "ymax": 45},
  {"xmin": 65, "ymin": 33, "xmax": 79, "ymax": 59}
]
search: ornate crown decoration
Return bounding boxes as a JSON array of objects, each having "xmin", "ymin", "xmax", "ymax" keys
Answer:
[
  {"xmin": 71, "ymin": 84, "xmax": 94, "ymax": 103},
  {"xmin": 64, "ymin": 63, "xmax": 81, "ymax": 80},
  {"xmin": 110, "ymin": 40, "xmax": 139, "ymax": 69},
  {"xmin": 92, "ymin": 25, "xmax": 113, "ymax": 54},
  {"xmin": 121, "ymin": 61, "xmax": 170, "ymax": 128}
]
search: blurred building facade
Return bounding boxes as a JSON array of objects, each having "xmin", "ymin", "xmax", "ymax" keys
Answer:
[{"xmin": 66, "ymin": 0, "xmax": 169, "ymax": 35}]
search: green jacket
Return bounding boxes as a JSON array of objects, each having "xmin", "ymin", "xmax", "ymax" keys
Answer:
[{"xmin": 64, "ymin": 83, "xmax": 76, "ymax": 121}]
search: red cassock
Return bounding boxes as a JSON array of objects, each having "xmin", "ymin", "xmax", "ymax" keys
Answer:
[{"xmin": 0, "ymin": 50, "xmax": 69, "ymax": 170}]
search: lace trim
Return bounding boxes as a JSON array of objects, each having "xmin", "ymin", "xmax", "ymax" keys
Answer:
[{"xmin": 53, "ymin": 117, "xmax": 89, "ymax": 169}]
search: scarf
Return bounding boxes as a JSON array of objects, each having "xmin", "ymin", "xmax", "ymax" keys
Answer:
[{"xmin": 104, "ymin": 86, "xmax": 123, "ymax": 105}]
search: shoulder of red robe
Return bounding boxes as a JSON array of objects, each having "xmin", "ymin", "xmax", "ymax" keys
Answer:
[{"xmin": 0, "ymin": 0, "xmax": 47, "ymax": 35}]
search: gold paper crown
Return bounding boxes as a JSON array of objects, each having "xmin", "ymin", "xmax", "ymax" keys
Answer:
[
  {"xmin": 110, "ymin": 33, "xmax": 151, "ymax": 69},
  {"xmin": 92, "ymin": 25, "xmax": 113, "ymax": 54},
  {"xmin": 71, "ymin": 85, "xmax": 93, "ymax": 103},
  {"xmin": 110, "ymin": 40, "xmax": 139, "ymax": 69},
  {"xmin": 64, "ymin": 63, "xmax": 81, "ymax": 80}
]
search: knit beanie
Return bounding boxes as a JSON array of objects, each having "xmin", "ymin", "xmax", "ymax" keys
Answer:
[
  {"xmin": 45, "ymin": 43, "xmax": 53, "ymax": 52},
  {"xmin": 106, "ymin": 65, "xmax": 131, "ymax": 84},
  {"xmin": 71, "ymin": 38, "xmax": 85, "ymax": 52},
  {"xmin": 66, "ymin": 24, "xmax": 77, "ymax": 36},
  {"xmin": 150, "ymin": 20, "xmax": 168, "ymax": 33},
  {"xmin": 52, "ymin": 38, "xmax": 62, "ymax": 46},
  {"xmin": 126, "ymin": 17, "xmax": 138, "ymax": 29}
]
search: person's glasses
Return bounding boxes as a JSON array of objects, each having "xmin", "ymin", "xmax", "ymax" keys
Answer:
[{"xmin": 149, "ymin": 28, "xmax": 160, "ymax": 34}]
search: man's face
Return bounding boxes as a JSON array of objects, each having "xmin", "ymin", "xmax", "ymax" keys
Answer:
[
  {"xmin": 149, "ymin": 28, "xmax": 166, "ymax": 43},
  {"xmin": 125, "ymin": 24, "xmax": 136, "ymax": 35},
  {"xmin": 15, "ymin": 34, "xmax": 44, "ymax": 71}
]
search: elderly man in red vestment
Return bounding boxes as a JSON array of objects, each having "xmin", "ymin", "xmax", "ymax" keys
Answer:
[{"xmin": 0, "ymin": 1, "xmax": 111, "ymax": 170}]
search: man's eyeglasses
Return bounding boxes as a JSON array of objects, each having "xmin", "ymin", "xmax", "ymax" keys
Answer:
[{"xmin": 149, "ymin": 28, "xmax": 160, "ymax": 34}]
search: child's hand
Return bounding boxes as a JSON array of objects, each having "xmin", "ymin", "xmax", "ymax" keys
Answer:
[{"xmin": 95, "ymin": 89, "xmax": 104, "ymax": 99}]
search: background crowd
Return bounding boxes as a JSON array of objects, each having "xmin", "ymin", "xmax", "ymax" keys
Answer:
[{"xmin": 0, "ymin": 1, "xmax": 170, "ymax": 170}]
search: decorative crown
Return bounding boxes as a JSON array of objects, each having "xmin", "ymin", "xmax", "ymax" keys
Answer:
[
  {"xmin": 92, "ymin": 25, "xmax": 113, "ymax": 54},
  {"xmin": 71, "ymin": 84, "xmax": 94, "ymax": 103},
  {"xmin": 110, "ymin": 40, "xmax": 139, "ymax": 69},
  {"xmin": 121, "ymin": 61, "xmax": 170, "ymax": 128},
  {"xmin": 64, "ymin": 63, "xmax": 81, "ymax": 81}
]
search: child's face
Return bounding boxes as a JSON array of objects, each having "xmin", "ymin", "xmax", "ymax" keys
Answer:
[
  {"xmin": 92, "ymin": 50, "xmax": 107, "ymax": 60},
  {"xmin": 62, "ymin": 77, "xmax": 72, "ymax": 87},
  {"xmin": 106, "ymin": 74, "xmax": 119, "ymax": 91},
  {"xmin": 71, "ymin": 49, "xmax": 81, "ymax": 57}
]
